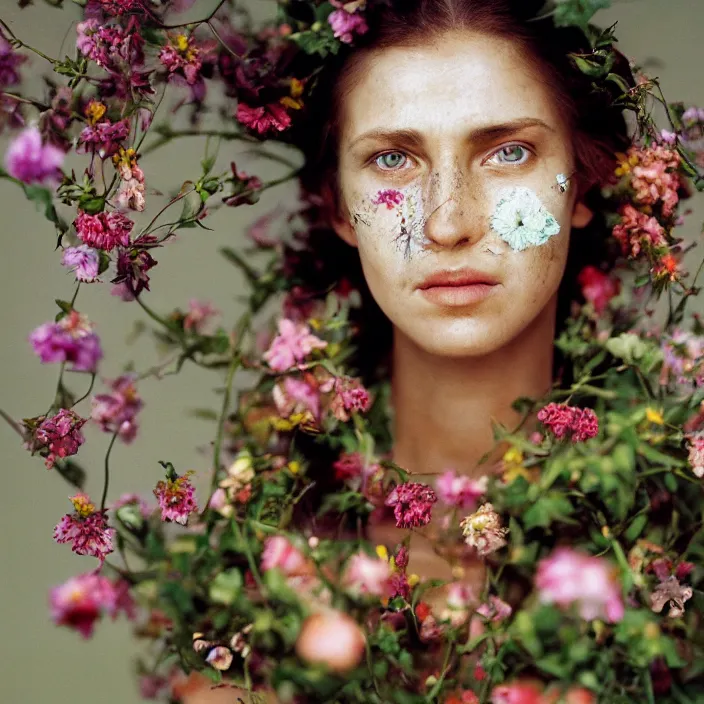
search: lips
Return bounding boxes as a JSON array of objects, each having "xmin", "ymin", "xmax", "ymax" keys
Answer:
[{"xmin": 418, "ymin": 268, "xmax": 500, "ymax": 290}]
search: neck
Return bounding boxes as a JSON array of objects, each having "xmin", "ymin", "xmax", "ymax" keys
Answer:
[{"xmin": 390, "ymin": 301, "xmax": 557, "ymax": 479}]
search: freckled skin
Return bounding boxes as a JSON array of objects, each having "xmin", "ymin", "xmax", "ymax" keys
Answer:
[{"xmin": 331, "ymin": 31, "xmax": 593, "ymax": 358}]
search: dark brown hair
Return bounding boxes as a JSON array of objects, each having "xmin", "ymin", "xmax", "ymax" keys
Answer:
[{"xmin": 283, "ymin": 0, "xmax": 634, "ymax": 384}]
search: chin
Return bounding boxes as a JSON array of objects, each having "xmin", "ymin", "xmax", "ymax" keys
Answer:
[{"xmin": 402, "ymin": 319, "xmax": 510, "ymax": 358}]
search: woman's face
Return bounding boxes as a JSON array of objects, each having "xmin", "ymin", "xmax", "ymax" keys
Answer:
[{"xmin": 331, "ymin": 31, "xmax": 592, "ymax": 358}]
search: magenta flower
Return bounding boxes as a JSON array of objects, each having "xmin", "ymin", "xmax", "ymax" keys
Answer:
[
  {"xmin": 236, "ymin": 102, "xmax": 292, "ymax": 136},
  {"xmin": 344, "ymin": 552, "xmax": 392, "ymax": 598},
  {"xmin": 537, "ymin": 402, "xmax": 598, "ymax": 442},
  {"xmin": 328, "ymin": 3, "xmax": 369, "ymax": 44},
  {"xmin": 49, "ymin": 571, "xmax": 134, "ymax": 639},
  {"xmin": 53, "ymin": 493, "xmax": 115, "ymax": 563},
  {"xmin": 111, "ymin": 245, "xmax": 158, "ymax": 299},
  {"xmin": 273, "ymin": 376, "xmax": 321, "ymax": 421},
  {"xmin": 261, "ymin": 535, "xmax": 308, "ymax": 575},
  {"xmin": 159, "ymin": 34, "xmax": 203, "ymax": 85},
  {"xmin": 62, "ymin": 245, "xmax": 101, "ymax": 282},
  {"xmin": 333, "ymin": 452, "xmax": 365, "ymax": 481},
  {"xmin": 153, "ymin": 471, "xmax": 198, "ymax": 525},
  {"xmin": 76, "ymin": 18, "xmax": 144, "ymax": 70},
  {"xmin": 33, "ymin": 408, "xmax": 87, "ymax": 469},
  {"xmin": 263, "ymin": 318, "xmax": 327, "ymax": 372},
  {"xmin": 4, "ymin": 124, "xmax": 65, "ymax": 185},
  {"xmin": 91, "ymin": 374, "xmax": 143, "ymax": 443},
  {"xmin": 372, "ymin": 189, "xmax": 404, "ymax": 209},
  {"xmin": 476, "ymin": 595, "xmax": 512, "ymax": 623},
  {"xmin": 535, "ymin": 547, "xmax": 624, "ymax": 623},
  {"xmin": 97, "ymin": 0, "xmax": 146, "ymax": 14},
  {"xmin": 29, "ymin": 310, "xmax": 103, "ymax": 373},
  {"xmin": 385, "ymin": 482, "xmax": 437, "ymax": 529},
  {"xmin": 78, "ymin": 117, "xmax": 130, "ymax": 159},
  {"xmin": 74, "ymin": 209, "xmax": 133, "ymax": 252},
  {"xmin": 0, "ymin": 32, "xmax": 27, "ymax": 88},
  {"xmin": 577, "ymin": 265, "xmax": 620, "ymax": 315},
  {"xmin": 435, "ymin": 470, "xmax": 487, "ymax": 510},
  {"xmin": 329, "ymin": 376, "xmax": 372, "ymax": 421}
]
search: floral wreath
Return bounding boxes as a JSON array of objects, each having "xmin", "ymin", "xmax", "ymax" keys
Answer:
[{"xmin": 2, "ymin": 0, "xmax": 704, "ymax": 702}]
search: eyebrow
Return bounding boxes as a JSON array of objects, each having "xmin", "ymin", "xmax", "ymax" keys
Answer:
[{"xmin": 347, "ymin": 117, "xmax": 556, "ymax": 152}]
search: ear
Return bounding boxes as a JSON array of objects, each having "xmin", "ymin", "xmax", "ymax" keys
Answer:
[
  {"xmin": 321, "ymin": 180, "xmax": 359, "ymax": 248},
  {"xmin": 571, "ymin": 200, "xmax": 594, "ymax": 229}
]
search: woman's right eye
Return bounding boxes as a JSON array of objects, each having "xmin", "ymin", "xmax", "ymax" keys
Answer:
[{"xmin": 374, "ymin": 152, "xmax": 408, "ymax": 171}]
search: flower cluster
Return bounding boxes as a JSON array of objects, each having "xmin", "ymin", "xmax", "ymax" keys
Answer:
[{"xmin": 536, "ymin": 402, "xmax": 599, "ymax": 442}]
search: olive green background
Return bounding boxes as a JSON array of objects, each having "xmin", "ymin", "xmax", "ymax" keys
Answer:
[{"xmin": 0, "ymin": 1, "xmax": 702, "ymax": 702}]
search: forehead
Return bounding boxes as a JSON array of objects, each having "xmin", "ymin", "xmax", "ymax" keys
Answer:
[{"xmin": 339, "ymin": 31, "xmax": 566, "ymax": 145}]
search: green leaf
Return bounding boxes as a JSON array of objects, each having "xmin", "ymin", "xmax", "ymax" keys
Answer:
[
  {"xmin": 624, "ymin": 513, "xmax": 648, "ymax": 542},
  {"xmin": 209, "ymin": 568, "xmax": 243, "ymax": 605},
  {"xmin": 523, "ymin": 492, "xmax": 575, "ymax": 529},
  {"xmin": 553, "ymin": 0, "xmax": 611, "ymax": 29}
]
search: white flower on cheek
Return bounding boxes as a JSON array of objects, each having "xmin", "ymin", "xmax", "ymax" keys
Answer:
[{"xmin": 490, "ymin": 186, "xmax": 560, "ymax": 252}]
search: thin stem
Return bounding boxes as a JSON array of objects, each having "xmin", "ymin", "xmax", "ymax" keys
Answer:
[
  {"xmin": 0, "ymin": 19, "xmax": 58, "ymax": 64},
  {"xmin": 71, "ymin": 373, "xmax": 97, "ymax": 408},
  {"xmin": 157, "ymin": 0, "xmax": 229, "ymax": 30},
  {"xmin": 140, "ymin": 127, "xmax": 258, "ymax": 156},
  {"xmin": 211, "ymin": 350, "xmax": 240, "ymax": 478},
  {"xmin": 0, "ymin": 92, "xmax": 50, "ymax": 110},
  {"xmin": 231, "ymin": 518, "xmax": 268, "ymax": 598},
  {"xmin": 0, "ymin": 408, "xmax": 24, "ymax": 437},
  {"xmin": 137, "ymin": 188, "xmax": 195, "ymax": 238},
  {"xmin": 133, "ymin": 293, "xmax": 179, "ymax": 335},
  {"xmin": 100, "ymin": 431, "xmax": 120, "ymax": 512}
]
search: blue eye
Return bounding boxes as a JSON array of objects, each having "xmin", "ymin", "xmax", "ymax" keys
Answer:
[
  {"xmin": 375, "ymin": 152, "xmax": 407, "ymax": 170},
  {"xmin": 490, "ymin": 145, "xmax": 530, "ymax": 165}
]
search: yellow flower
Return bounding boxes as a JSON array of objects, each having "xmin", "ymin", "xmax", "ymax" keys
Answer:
[
  {"xmin": 175, "ymin": 34, "xmax": 189, "ymax": 52},
  {"xmin": 502, "ymin": 446, "xmax": 530, "ymax": 483},
  {"xmin": 70, "ymin": 493, "xmax": 96, "ymax": 518},
  {"xmin": 645, "ymin": 407, "xmax": 664, "ymax": 425},
  {"xmin": 85, "ymin": 101, "xmax": 106, "ymax": 125},
  {"xmin": 375, "ymin": 545, "xmax": 389, "ymax": 561},
  {"xmin": 407, "ymin": 573, "xmax": 420, "ymax": 587},
  {"xmin": 288, "ymin": 460, "xmax": 300, "ymax": 475}
]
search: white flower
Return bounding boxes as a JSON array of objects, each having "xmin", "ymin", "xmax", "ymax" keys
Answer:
[{"xmin": 490, "ymin": 187, "xmax": 560, "ymax": 251}]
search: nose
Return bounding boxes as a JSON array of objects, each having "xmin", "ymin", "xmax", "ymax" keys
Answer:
[{"xmin": 422, "ymin": 167, "xmax": 484, "ymax": 249}]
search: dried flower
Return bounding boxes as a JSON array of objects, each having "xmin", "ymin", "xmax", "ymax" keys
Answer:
[
  {"xmin": 91, "ymin": 374, "xmax": 143, "ymax": 443},
  {"xmin": 490, "ymin": 186, "xmax": 560, "ymax": 251},
  {"xmin": 53, "ymin": 493, "xmax": 115, "ymax": 563},
  {"xmin": 61, "ymin": 245, "xmax": 101, "ymax": 283},
  {"xmin": 205, "ymin": 645, "xmax": 234, "ymax": 671},
  {"xmin": 537, "ymin": 403, "xmax": 598, "ymax": 442},
  {"xmin": 32, "ymin": 408, "xmax": 87, "ymax": 468},
  {"xmin": 650, "ymin": 575, "xmax": 693, "ymax": 618},
  {"xmin": 460, "ymin": 503, "xmax": 508, "ymax": 556},
  {"xmin": 153, "ymin": 470, "xmax": 198, "ymax": 525},
  {"xmin": 74, "ymin": 210, "xmax": 133, "ymax": 252},
  {"xmin": 384, "ymin": 482, "xmax": 438, "ymax": 528}
]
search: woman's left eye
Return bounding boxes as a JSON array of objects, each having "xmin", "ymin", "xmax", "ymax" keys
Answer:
[{"xmin": 487, "ymin": 145, "xmax": 531, "ymax": 166}]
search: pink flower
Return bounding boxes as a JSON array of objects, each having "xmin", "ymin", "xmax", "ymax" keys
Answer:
[
  {"xmin": 686, "ymin": 432, "xmax": 704, "ymax": 477},
  {"xmin": 661, "ymin": 330, "xmax": 704, "ymax": 387},
  {"xmin": 97, "ymin": 0, "xmax": 146, "ymax": 14},
  {"xmin": 577, "ymin": 266, "xmax": 620, "ymax": 315},
  {"xmin": 76, "ymin": 18, "xmax": 144, "ymax": 70},
  {"xmin": 183, "ymin": 299, "xmax": 219, "ymax": 334},
  {"xmin": 537, "ymin": 403, "xmax": 598, "ymax": 442},
  {"xmin": 263, "ymin": 318, "xmax": 327, "ymax": 372},
  {"xmin": 62, "ymin": 245, "xmax": 101, "ymax": 282},
  {"xmin": 111, "ymin": 492, "xmax": 152, "ymax": 518},
  {"xmin": 159, "ymin": 34, "xmax": 203, "ymax": 85},
  {"xmin": 116, "ymin": 177, "xmax": 146, "ymax": 211},
  {"xmin": 78, "ymin": 117, "xmax": 130, "ymax": 159},
  {"xmin": 138, "ymin": 675, "xmax": 169, "ymax": 699},
  {"xmin": 535, "ymin": 547, "xmax": 624, "ymax": 622},
  {"xmin": 333, "ymin": 452, "xmax": 365, "ymax": 481},
  {"xmin": 4, "ymin": 124, "xmax": 65, "ymax": 185},
  {"xmin": 436, "ymin": 470, "xmax": 487, "ymax": 510},
  {"xmin": 74, "ymin": 209, "xmax": 133, "ymax": 252},
  {"xmin": 91, "ymin": 374, "xmax": 143, "ymax": 443},
  {"xmin": 223, "ymin": 160, "xmax": 264, "ymax": 207},
  {"xmin": 328, "ymin": 4, "xmax": 369, "ymax": 44},
  {"xmin": 384, "ymin": 482, "xmax": 437, "ymax": 529},
  {"xmin": 33, "ymin": 408, "xmax": 87, "ymax": 468},
  {"xmin": 53, "ymin": 493, "xmax": 115, "ymax": 563},
  {"xmin": 153, "ymin": 471, "xmax": 198, "ymax": 525},
  {"xmin": 372, "ymin": 189, "xmax": 404, "ymax": 209},
  {"xmin": 49, "ymin": 571, "xmax": 134, "ymax": 639},
  {"xmin": 626, "ymin": 144, "xmax": 681, "ymax": 217},
  {"xmin": 612, "ymin": 204, "xmax": 667, "ymax": 258},
  {"xmin": 344, "ymin": 552, "xmax": 392, "ymax": 597},
  {"xmin": 29, "ymin": 310, "xmax": 103, "ymax": 373},
  {"xmin": 491, "ymin": 682, "xmax": 543, "ymax": 704},
  {"xmin": 274, "ymin": 376, "xmax": 321, "ymax": 421},
  {"xmin": 476, "ymin": 595, "xmax": 512, "ymax": 622},
  {"xmin": 236, "ymin": 102, "xmax": 292, "ymax": 135},
  {"xmin": 261, "ymin": 536, "xmax": 308, "ymax": 575},
  {"xmin": 329, "ymin": 376, "xmax": 372, "ymax": 421}
]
